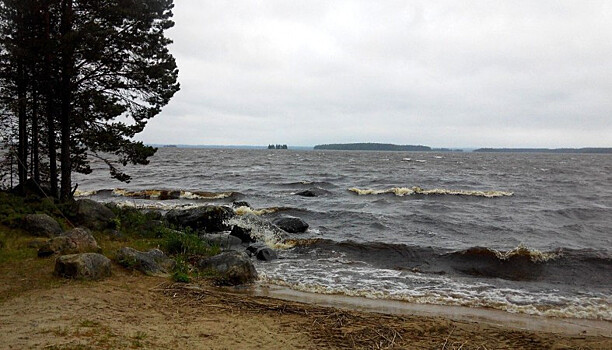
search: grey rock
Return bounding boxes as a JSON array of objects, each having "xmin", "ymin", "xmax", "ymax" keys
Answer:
[
  {"xmin": 38, "ymin": 227, "xmax": 101, "ymax": 257},
  {"xmin": 73, "ymin": 199, "xmax": 117, "ymax": 230},
  {"xmin": 232, "ymin": 201, "xmax": 251, "ymax": 208},
  {"xmin": 273, "ymin": 216, "xmax": 309, "ymax": 233},
  {"xmin": 256, "ymin": 247, "xmax": 277, "ymax": 261},
  {"xmin": 246, "ymin": 243, "xmax": 277, "ymax": 261},
  {"xmin": 197, "ymin": 251, "xmax": 257, "ymax": 285},
  {"xmin": 229, "ymin": 225, "xmax": 255, "ymax": 243},
  {"xmin": 54, "ymin": 253, "xmax": 111, "ymax": 280},
  {"xmin": 116, "ymin": 247, "xmax": 175, "ymax": 276},
  {"xmin": 246, "ymin": 242, "xmax": 267, "ymax": 255},
  {"xmin": 22, "ymin": 214, "xmax": 63, "ymax": 237},
  {"xmin": 227, "ymin": 213, "xmax": 287, "ymax": 243},
  {"xmin": 166, "ymin": 206, "xmax": 234, "ymax": 232},
  {"xmin": 295, "ymin": 190, "xmax": 317, "ymax": 197}
]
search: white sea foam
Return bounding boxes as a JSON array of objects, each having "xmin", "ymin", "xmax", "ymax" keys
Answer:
[
  {"xmin": 491, "ymin": 243, "xmax": 561, "ymax": 263},
  {"xmin": 348, "ymin": 186, "xmax": 514, "ymax": 198},
  {"xmin": 73, "ymin": 189, "xmax": 98, "ymax": 197},
  {"xmin": 109, "ymin": 188, "xmax": 234, "ymax": 200},
  {"xmin": 234, "ymin": 206, "xmax": 283, "ymax": 216},
  {"xmin": 256, "ymin": 259, "xmax": 612, "ymax": 321},
  {"xmin": 226, "ymin": 214, "xmax": 287, "ymax": 248}
]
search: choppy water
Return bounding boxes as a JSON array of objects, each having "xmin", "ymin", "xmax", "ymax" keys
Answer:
[{"xmin": 74, "ymin": 148, "xmax": 612, "ymax": 321}]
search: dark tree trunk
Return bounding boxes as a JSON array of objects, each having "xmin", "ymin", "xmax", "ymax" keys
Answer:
[
  {"xmin": 32, "ymin": 87, "xmax": 40, "ymax": 182},
  {"xmin": 59, "ymin": 0, "xmax": 73, "ymax": 201},
  {"xmin": 44, "ymin": 4, "xmax": 58, "ymax": 198},
  {"xmin": 17, "ymin": 11, "xmax": 28, "ymax": 193}
]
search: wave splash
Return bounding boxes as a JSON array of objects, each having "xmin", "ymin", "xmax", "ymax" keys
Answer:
[
  {"xmin": 74, "ymin": 188, "xmax": 236, "ymax": 200},
  {"xmin": 226, "ymin": 214, "xmax": 288, "ymax": 248},
  {"xmin": 456, "ymin": 244, "xmax": 561, "ymax": 263},
  {"xmin": 348, "ymin": 186, "xmax": 513, "ymax": 198}
]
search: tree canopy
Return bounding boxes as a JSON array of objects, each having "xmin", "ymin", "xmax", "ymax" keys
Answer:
[{"xmin": 0, "ymin": 0, "xmax": 179, "ymax": 200}]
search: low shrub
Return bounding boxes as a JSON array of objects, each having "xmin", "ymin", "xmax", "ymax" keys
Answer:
[
  {"xmin": 162, "ymin": 230, "xmax": 211, "ymax": 256},
  {"xmin": 171, "ymin": 256, "xmax": 191, "ymax": 283}
]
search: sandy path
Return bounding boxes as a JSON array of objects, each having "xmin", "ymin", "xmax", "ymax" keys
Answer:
[
  {"xmin": 0, "ymin": 274, "xmax": 312, "ymax": 349},
  {"xmin": 1, "ymin": 270, "xmax": 611, "ymax": 349}
]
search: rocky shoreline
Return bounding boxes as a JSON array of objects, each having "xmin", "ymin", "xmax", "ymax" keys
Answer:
[{"xmin": 14, "ymin": 196, "xmax": 310, "ymax": 286}]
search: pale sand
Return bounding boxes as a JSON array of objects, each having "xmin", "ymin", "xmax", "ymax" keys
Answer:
[{"xmin": 1, "ymin": 270, "xmax": 611, "ymax": 349}]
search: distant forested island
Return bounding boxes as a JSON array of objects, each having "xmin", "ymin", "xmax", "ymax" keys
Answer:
[
  {"xmin": 314, "ymin": 143, "xmax": 432, "ymax": 151},
  {"xmin": 474, "ymin": 148, "xmax": 612, "ymax": 154}
]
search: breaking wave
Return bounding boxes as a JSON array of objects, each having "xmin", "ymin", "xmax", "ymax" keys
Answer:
[
  {"xmin": 74, "ymin": 188, "xmax": 237, "ymax": 200},
  {"xmin": 348, "ymin": 186, "xmax": 513, "ymax": 198},
  {"xmin": 257, "ymin": 273, "xmax": 612, "ymax": 321},
  {"xmin": 256, "ymin": 241, "xmax": 612, "ymax": 320},
  {"xmin": 234, "ymin": 206, "xmax": 290, "ymax": 216}
]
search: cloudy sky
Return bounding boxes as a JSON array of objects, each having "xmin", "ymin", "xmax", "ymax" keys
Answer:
[{"xmin": 138, "ymin": 0, "xmax": 612, "ymax": 148}]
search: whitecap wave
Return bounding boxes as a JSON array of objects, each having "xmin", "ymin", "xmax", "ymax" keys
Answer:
[
  {"xmin": 348, "ymin": 186, "xmax": 514, "ymax": 198},
  {"xmin": 256, "ymin": 263, "xmax": 612, "ymax": 321}
]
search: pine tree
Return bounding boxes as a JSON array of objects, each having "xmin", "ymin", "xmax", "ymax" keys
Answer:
[{"xmin": 0, "ymin": 0, "xmax": 179, "ymax": 199}]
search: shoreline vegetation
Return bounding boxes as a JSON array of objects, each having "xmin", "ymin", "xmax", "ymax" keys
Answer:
[{"xmin": 1, "ymin": 191, "xmax": 611, "ymax": 349}]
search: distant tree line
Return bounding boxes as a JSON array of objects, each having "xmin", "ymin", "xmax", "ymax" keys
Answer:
[
  {"xmin": 268, "ymin": 144, "xmax": 288, "ymax": 149},
  {"xmin": 0, "ymin": 0, "xmax": 179, "ymax": 200},
  {"xmin": 314, "ymin": 143, "xmax": 431, "ymax": 151}
]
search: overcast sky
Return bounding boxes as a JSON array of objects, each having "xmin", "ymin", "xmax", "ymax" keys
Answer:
[{"xmin": 137, "ymin": 1, "xmax": 612, "ymax": 148}]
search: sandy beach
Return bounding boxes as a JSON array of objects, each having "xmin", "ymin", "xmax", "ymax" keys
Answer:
[{"xmin": 1, "ymin": 265, "xmax": 610, "ymax": 350}]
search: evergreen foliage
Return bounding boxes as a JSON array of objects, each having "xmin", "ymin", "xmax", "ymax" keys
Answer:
[{"xmin": 0, "ymin": 0, "xmax": 179, "ymax": 199}]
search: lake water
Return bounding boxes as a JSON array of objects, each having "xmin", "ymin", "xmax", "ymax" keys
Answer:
[{"xmin": 74, "ymin": 148, "xmax": 612, "ymax": 321}]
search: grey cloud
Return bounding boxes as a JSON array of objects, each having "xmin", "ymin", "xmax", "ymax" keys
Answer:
[{"xmin": 139, "ymin": 0, "xmax": 612, "ymax": 147}]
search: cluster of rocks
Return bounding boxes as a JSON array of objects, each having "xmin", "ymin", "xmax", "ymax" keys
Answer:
[{"xmin": 22, "ymin": 199, "xmax": 310, "ymax": 286}]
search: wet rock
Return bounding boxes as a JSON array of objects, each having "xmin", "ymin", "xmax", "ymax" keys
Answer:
[
  {"xmin": 228, "ymin": 214, "xmax": 288, "ymax": 243},
  {"xmin": 256, "ymin": 248, "xmax": 277, "ymax": 261},
  {"xmin": 22, "ymin": 214, "xmax": 63, "ymax": 237},
  {"xmin": 246, "ymin": 243, "xmax": 277, "ymax": 261},
  {"xmin": 229, "ymin": 225, "xmax": 255, "ymax": 243},
  {"xmin": 197, "ymin": 251, "xmax": 257, "ymax": 285},
  {"xmin": 294, "ymin": 190, "xmax": 317, "ymax": 197},
  {"xmin": 232, "ymin": 201, "xmax": 251, "ymax": 208},
  {"xmin": 166, "ymin": 206, "xmax": 234, "ymax": 232},
  {"xmin": 273, "ymin": 216, "xmax": 309, "ymax": 233},
  {"xmin": 72, "ymin": 199, "xmax": 117, "ymax": 231},
  {"xmin": 54, "ymin": 253, "xmax": 111, "ymax": 280},
  {"xmin": 116, "ymin": 247, "xmax": 175, "ymax": 276},
  {"xmin": 200, "ymin": 233, "xmax": 243, "ymax": 249},
  {"xmin": 38, "ymin": 227, "xmax": 101, "ymax": 257}
]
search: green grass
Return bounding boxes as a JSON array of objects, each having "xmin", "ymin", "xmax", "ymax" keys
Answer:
[
  {"xmin": 0, "ymin": 191, "xmax": 226, "ymax": 296},
  {"xmin": 107, "ymin": 205, "xmax": 166, "ymax": 239},
  {"xmin": 161, "ymin": 229, "xmax": 218, "ymax": 256}
]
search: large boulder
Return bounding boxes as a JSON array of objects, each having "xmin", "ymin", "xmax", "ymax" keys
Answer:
[
  {"xmin": 22, "ymin": 214, "xmax": 63, "ymax": 237},
  {"xmin": 197, "ymin": 251, "xmax": 257, "ymax": 285},
  {"xmin": 72, "ymin": 199, "xmax": 116, "ymax": 231},
  {"xmin": 54, "ymin": 253, "xmax": 111, "ymax": 280},
  {"xmin": 166, "ymin": 206, "xmax": 235, "ymax": 233},
  {"xmin": 38, "ymin": 227, "xmax": 101, "ymax": 257},
  {"xmin": 273, "ymin": 216, "xmax": 309, "ymax": 233},
  {"xmin": 200, "ymin": 233, "xmax": 243, "ymax": 249},
  {"xmin": 116, "ymin": 247, "xmax": 175, "ymax": 276}
]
